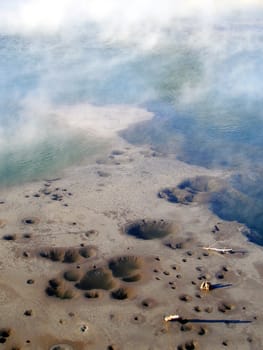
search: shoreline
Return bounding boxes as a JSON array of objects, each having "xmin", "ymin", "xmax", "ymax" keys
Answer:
[{"xmin": 0, "ymin": 132, "xmax": 262, "ymax": 349}]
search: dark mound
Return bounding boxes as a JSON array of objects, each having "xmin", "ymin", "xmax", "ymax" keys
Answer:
[
  {"xmin": 108, "ymin": 256, "xmax": 143, "ymax": 279},
  {"xmin": 84, "ymin": 290, "xmax": 102, "ymax": 299},
  {"xmin": 125, "ymin": 219, "xmax": 173, "ymax": 240},
  {"xmin": 79, "ymin": 246, "xmax": 97, "ymax": 259},
  {"xmin": 122, "ymin": 273, "xmax": 142, "ymax": 282},
  {"xmin": 159, "ymin": 176, "xmax": 224, "ymax": 206},
  {"xmin": 46, "ymin": 279, "xmax": 75, "ymax": 300},
  {"xmin": 111, "ymin": 287, "xmax": 134, "ymax": 300},
  {"xmin": 64, "ymin": 270, "xmax": 81, "ymax": 282},
  {"xmin": 39, "ymin": 247, "xmax": 80, "ymax": 263},
  {"xmin": 158, "ymin": 188, "xmax": 194, "ymax": 204},
  {"xmin": 40, "ymin": 248, "xmax": 65, "ymax": 262},
  {"xmin": 178, "ymin": 176, "xmax": 217, "ymax": 193},
  {"xmin": 76, "ymin": 268, "xmax": 116, "ymax": 290},
  {"xmin": 177, "ymin": 340, "xmax": 199, "ymax": 350},
  {"xmin": 218, "ymin": 302, "xmax": 235, "ymax": 313},
  {"xmin": 63, "ymin": 249, "xmax": 79, "ymax": 263}
]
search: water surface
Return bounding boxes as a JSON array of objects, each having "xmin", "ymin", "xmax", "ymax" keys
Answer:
[{"xmin": 1, "ymin": 10, "xmax": 263, "ymax": 243}]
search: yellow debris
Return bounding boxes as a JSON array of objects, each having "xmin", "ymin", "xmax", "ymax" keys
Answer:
[{"xmin": 200, "ymin": 281, "xmax": 212, "ymax": 291}]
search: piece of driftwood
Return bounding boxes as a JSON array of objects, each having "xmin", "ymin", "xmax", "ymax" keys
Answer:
[
  {"xmin": 202, "ymin": 247, "xmax": 234, "ymax": 254},
  {"xmin": 164, "ymin": 314, "xmax": 180, "ymax": 322}
]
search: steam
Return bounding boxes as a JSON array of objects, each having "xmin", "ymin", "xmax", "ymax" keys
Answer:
[
  {"xmin": 0, "ymin": 0, "xmax": 262, "ymax": 187},
  {"xmin": 0, "ymin": 0, "xmax": 262, "ymax": 37}
]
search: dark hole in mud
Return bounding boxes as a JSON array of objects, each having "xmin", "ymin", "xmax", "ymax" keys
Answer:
[
  {"xmin": 76, "ymin": 268, "xmax": 116, "ymax": 290},
  {"xmin": 124, "ymin": 219, "xmax": 173, "ymax": 240},
  {"xmin": 216, "ymin": 272, "xmax": 225, "ymax": 280},
  {"xmin": 49, "ymin": 278, "xmax": 61, "ymax": 289},
  {"xmin": 85, "ymin": 229, "xmax": 98, "ymax": 238},
  {"xmin": 111, "ymin": 287, "xmax": 133, "ymax": 300},
  {"xmin": 198, "ymin": 326, "xmax": 207, "ymax": 336},
  {"xmin": 84, "ymin": 290, "xmax": 102, "ymax": 299},
  {"xmin": 180, "ymin": 324, "xmax": 192, "ymax": 332},
  {"xmin": 141, "ymin": 298, "xmax": 157, "ymax": 309},
  {"xmin": 108, "ymin": 256, "xmax": 143, "ymax": 279},
  {"xmin": 218, "ymin": 302, "xmax": 235, "ymax": 313},
  {"xmin": 0, "ymin": 329, "xmax": 10, "ymax": 338},
  {"xmin": 24, "ymin": 310, "xmax": 32, "ymax": 316},
  {"xmin": 27, "ymin": 279, "xmax": 34, "ymax": 285},
  {"xmin": 194, "ymin": 306, "xmax": 202, "ymax": 313},
  {"xmin": 179, "ymin": 294, "xmax": 192, "ymax": 302},
  {"xmin": 177, "ymin": 340, "xmax": 198, "ymax": 350},
  {"xmin": 107, "ymin": 345, "xmax": 119, "ymax": 350},
  {"xmin": 22, "ymin": 217, "xmax": 39, "ymax": 225},
  {"xmin": 3, "ymin": 234, "xmax": 16, "ymax": 241},
  {"xmin": 131, "ymin": 313, "xmax": 145, "ymax": 324}
]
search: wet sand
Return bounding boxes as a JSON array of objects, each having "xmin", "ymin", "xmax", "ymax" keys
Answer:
[{"xmin": 0, "ymin": 133, "xmax": 262, "ymax": 349}]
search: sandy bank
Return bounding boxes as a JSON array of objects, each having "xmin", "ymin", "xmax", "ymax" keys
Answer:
[{"xmin": 0, "ymin": 135, "xmax": 262, "ymax": 349}]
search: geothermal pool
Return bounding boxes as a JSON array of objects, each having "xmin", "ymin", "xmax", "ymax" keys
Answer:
[{"xmin": 0, "ymin": 3, "xmax": 263, "ymax": 242}]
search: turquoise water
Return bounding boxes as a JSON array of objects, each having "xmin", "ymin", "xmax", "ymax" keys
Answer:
[{"xmin": 0, "ymin": 13, "xmax": 263, "ymax": 242}]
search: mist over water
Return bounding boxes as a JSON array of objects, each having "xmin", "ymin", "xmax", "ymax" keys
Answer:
[{"xmin": 0, "ymin": 1, "xmax": 263, "ymax": 242}]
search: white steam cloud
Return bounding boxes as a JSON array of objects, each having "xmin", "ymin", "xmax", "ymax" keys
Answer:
[
  {"xmin": 0, "ymin": 0, "xmax": 262, "ymax": 184},
  {"xmin": 0, "ymin": 0, "xmax": 262, "ymax": 36}
]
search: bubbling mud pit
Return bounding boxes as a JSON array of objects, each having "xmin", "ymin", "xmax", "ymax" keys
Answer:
[
  {"xmin": 158, "ymin": 175, "xmax": 225, "ymax": 205},
  {"xmin": 42, "ymin": 249, "xmax": 151, "ymax": 303},
  {"xmin": 124, "ymin": 219, "xmax": 174, "ymax": 240},
  {"xmin": 39, "ymin": 245, "xmax": 97, "ymax": 263},
  {"xmin": 76, "ymin": 268, "xmax": 116, "ymax": 291},
  {"xmin": 108, "ymin": 256, "xmax": 143, "ymax": 281}
]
